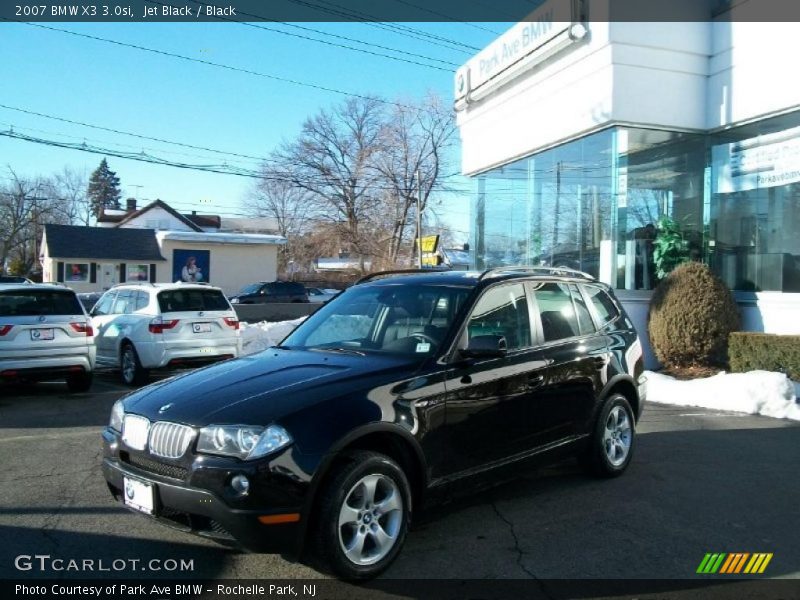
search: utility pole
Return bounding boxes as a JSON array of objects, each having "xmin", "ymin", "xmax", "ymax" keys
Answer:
[{"xmin": 416, "ymin": 169, "xmax": 422, "ymax": 268}]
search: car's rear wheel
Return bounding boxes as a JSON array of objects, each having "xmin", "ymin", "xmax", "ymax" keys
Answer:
[
  {"xmin": 66, "ymin": 371, "xmax": 93, "ymax": 393},
  {"xmin": 120, "ymin": 343, "xmax": 149, "ymax": 386},
  {"xmin": 581, "ymin": 393, "xmax": 635, "ymax": 477},
  {"xmin": 316, "ymin": 451, "xmax": 411, "ymax": 580}
]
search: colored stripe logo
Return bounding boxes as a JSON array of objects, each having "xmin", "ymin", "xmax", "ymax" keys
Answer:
[{"xmin": 697, "ymin": 553, "xmax": 773, "ymax": 574}]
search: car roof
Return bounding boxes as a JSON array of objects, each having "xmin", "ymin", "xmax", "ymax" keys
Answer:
[
  {"xmin": 110, "ymin": 282, "xmax": 224, "ymax": 292},
  {"xmin": 356, "ymin": 267, "xmax": 605, "ymax": 289},
  {"xmin": 0, "ymin": 282, "xmax": 76, "ymax": 293}
]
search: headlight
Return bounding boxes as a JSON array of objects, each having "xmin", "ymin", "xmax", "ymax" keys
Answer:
[
  {"xmin": 197, "ymin": 424, "xmax": 292, "ymax": 460},
  {"xmin": 109, "ymin": 399, "xmax": 125, "ymax": 432}
]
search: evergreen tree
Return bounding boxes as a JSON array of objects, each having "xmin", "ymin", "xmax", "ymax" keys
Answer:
[{"xmin": 87, "ymin": 158, "xmax": 122, "ymax": 218}]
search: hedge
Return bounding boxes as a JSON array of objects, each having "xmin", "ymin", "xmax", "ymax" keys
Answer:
[{"xmin": 728, "ymin": 332, "xmax": 800, "ymax": 380}]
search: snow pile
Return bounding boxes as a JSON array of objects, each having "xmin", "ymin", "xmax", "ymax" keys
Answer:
[
  {"xmin": 644, "ymin": 369, "xmax": 800, "ymax": 421},
  {"xmin": 240, "ymin": 317, "xmax": 306, "ymax": 356}
]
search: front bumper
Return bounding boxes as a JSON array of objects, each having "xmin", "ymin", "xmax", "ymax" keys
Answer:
[{"xmin": 101, "ymin": 428, "xmax": 308, "ymax": 555}]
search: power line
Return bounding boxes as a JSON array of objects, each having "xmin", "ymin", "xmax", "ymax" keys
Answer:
[
  {"xmin": 0, "ymin": 107, "xmax": 266, "ymax": 164},
  {"xmin": 179, "ymin": 0, "xmax": 458, "ymax": 71},
  {"xmin": 7, "ymin": 20, "xmax": 420, "ymax": 112},
  {"xmin": 0, "ymin": 128, "xmax": 472, "ymax": 194},
  {"xmin": 387, "ymin": 0, "xmax": 503, "ymax": 35},
  {"xmin": 279, "ymin": 0, "xmax": 481, "ymax": 53}
]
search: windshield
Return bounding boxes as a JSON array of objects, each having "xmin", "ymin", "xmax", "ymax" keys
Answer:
[
  {"xmin": 238, "ymin": 283, "xmax": 263, "ymax": 295},
  {"xmin": 282, "ymin": 283, "xmax": 471, "ymax": 357}
]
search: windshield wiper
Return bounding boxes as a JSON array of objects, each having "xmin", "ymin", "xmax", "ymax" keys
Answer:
[{"xmin": 313, "ymin": 346, "xmax": 366, "ymax": 356}]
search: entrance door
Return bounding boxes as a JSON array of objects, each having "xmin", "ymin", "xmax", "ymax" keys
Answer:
[{"xmin": 100, "ymin": 263, "xmax": 117, "ymax": 290}]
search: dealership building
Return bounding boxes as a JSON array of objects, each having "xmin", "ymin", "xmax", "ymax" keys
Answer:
[{"xmin": 454, "ymin": 2, "xmax": 800, "ymax": 365}]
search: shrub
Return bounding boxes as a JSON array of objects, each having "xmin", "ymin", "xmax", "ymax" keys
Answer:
[
  {"xmin": 648, "ymin": 261, "xmax": 740, "ymax": 368},
  {"xmin": 729, "ymin": 332, "xmax": 800, "ymax": 380}
]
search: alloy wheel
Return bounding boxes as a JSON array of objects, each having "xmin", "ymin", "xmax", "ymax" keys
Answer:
[
  {"xmin": 603, "ymin": 405, "xmax": 632, "ymax": 466},
  {"xmin": 337, "ymin": 473, "xmax": 403, "ymax": 566}
]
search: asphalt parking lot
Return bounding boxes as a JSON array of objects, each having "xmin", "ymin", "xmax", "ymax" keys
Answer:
[{"xmin": 1, "ymin": 371, "xmax": 799, "ymax": 590}]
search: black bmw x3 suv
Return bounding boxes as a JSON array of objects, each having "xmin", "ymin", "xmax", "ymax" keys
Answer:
[{"xmin": 102, "ymin": 267, "xmax": 646, "ymax": 579}]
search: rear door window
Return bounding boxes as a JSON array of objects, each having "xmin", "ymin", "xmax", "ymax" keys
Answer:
[
  {"xmin": 0, "ymin": 289, "xmax": 83, "ymax": 316},
  {"xmin": 569, "ymin": 284, "xmax": 596, "ymax": 335},
  {"xmin": 532, "ymin": 282, "xmax": 581, "ymax": 342},
  {"xmin": 584, "ymin": 285, "xmax": 620, "ymax": 326},
  {"xmin": 157, "ymin": 289, "xmax": 230, "ymax": 312}
]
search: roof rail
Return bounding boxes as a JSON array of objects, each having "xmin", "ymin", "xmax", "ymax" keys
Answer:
[
  {"xmin": 478, "ymin": 265, "xmax": 595, "ymax": 281},
  {"xmin": 354, "ymin": 268, "xmax": 451, "ymax": 285},
  {"xmin": 111, "ymin": 282, "xmax": 157, "ymax": 288}
]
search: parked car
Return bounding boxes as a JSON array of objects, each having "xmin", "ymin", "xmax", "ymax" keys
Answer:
[
  {"xmin": 0, "ymin": 275, "xmax": 33, "ymax": 284},
  {"xmin": 228, "ymin": 281, "xmax": 309, "ymax": 304},
  {"xmin": 77, "ymin": 291, "xmax": 103, "ymax": 313},
  {"xmin": 0, "ymin": 283, "xmax": 95, "ymax": 392},
  {"xmin": 90, "ymin": 282, "xmax": 240, "ymax": 386},
  {"xmin": 305, "ymin": 287, "xmax": 340, "ymax": 303},
  {"xmin": 101, "ymin": 267, "xmax": 645, "ymax": 579}
]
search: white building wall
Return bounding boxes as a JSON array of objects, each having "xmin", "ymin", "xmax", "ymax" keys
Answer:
[
  {"xmin": 158, "ymin": 239, "xmax": 279, "ymax": 296},
  {"xmin": 707, "ymin": 22, "xmax": 800, "ymax": 129},
  {"xmin": 457, "ymin": 22, "xmax": 614, "ymax": 175},
  {"xmin": 458, "ymin": 20, "xmax": 800, "ymax": 177},
  {"xmin": 119, "ymin": 207, "xmax": 195, "ymax": 232}
]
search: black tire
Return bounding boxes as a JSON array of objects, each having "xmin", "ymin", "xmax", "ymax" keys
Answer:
[
  {"xmin": 315, "ymin": 451, "xmax": 411, "ymax": 581},
  {"xmin": 580, "ymin": 394, "xmax": 635, "ymax": 478},
  {"xmin": 66, "ymin": 371, "xmax": 93, "ymax": 393},
  {"xmin": 120, "ymin": 343, "xmax": 149, "ymax": 386}
]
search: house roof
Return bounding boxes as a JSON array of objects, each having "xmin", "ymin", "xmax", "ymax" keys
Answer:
[
  {"xmin": 96, "ymin": 209, "xmax": 128, "ymax": 223},
  {"xmin": 114, "ymin": 199, "xmax": 203, "ymax": 232},
  {"xmin": 44, "ymin": 224, "xmax": 166, "ymax": 261},
  {"xmin": 185, "ymin": 213, "xmax": 221, "ymax": 229}
]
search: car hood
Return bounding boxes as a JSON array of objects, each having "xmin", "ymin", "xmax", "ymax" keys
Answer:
[{"xmin": 121, "ymin": 348, "xmax": 420, "ymax": 426}]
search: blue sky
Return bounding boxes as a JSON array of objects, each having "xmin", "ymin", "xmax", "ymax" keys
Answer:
[{"xmin": 0, "ymin": 21, "xmax": 509, "ymax": 241}]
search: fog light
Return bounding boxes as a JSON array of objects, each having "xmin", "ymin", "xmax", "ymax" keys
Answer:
[{"xmin": 230, "ymin": 474, "xmax": 250, "ymax": 496}]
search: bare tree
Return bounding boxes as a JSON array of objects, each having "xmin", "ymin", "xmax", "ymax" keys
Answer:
[
  {"xmin": 373, "ymin": 93, "xmax": 456, "ymax": 266},
  {"xmin": 0, "ymin": 168, "xmax": 61, "ymax": 275},
  {"xmin": 47, "ymin": 166, "xmax": 92, "ymax": 226},
  {"xmin": 279, "ymin": 97, "xmax": 386, "ymax": 272},
  {"xmin": 245, "ymin": 166, "xmax": 318, "ymax": 274}
]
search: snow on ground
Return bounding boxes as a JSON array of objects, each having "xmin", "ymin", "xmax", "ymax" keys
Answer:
[
  {"xmin": 240, "ymin": 318, "xmax": 306, "ymax": 356},
  {"xmin": 644, "ymin": 369, "xmax": 800, "ymax": 421}
]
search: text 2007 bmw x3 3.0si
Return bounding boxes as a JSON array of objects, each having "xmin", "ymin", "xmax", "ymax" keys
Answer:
[{"xmin": 102, "ymin": 267, "xmax": 646, "ymax": 580}]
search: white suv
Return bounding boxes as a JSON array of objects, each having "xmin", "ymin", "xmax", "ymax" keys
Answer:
[
  {"xmin": 0, "ymin": 283, "xmax": 95, "ymax": 392},
  {"xmin": 90, "ymin": 283, "xmax": 240, "ymax": 386}
]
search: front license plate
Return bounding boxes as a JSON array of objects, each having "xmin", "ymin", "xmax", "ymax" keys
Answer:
[
  {"xmin": 30, "ymin": 328, "xmax": 54, "ymax": 341},
  {"xmin": 192, "ymin": 322, "xmax": 211, "ymax": 333},
  {"xmin": 123, "ymin": 476, "xmax": 155, "ymax": 515}
]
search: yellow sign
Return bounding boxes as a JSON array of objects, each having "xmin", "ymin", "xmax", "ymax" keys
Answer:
[{"xmin": 417, "ymin": 235, "xmax": 440, "ymax": 254}]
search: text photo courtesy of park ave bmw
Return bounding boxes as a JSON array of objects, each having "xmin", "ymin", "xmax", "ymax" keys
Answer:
[{"xmin": 2, "ymin": 0, "xmax": 800, "ymax": 599}]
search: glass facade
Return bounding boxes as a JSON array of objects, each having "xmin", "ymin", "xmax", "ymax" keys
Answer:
[{"xmin": 471, "ymin": 111, "xmax": 800, "ymax": 292}]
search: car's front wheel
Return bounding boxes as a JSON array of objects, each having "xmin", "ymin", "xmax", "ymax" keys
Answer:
[
  {"xmin": 120, "ymin": 343, "xmax": 149, "ymax": 386},
  {"xmin": 581, "ymin": 394, "xmax": 635, "ymax": 477},
  {"xmin": 316, "ymin": 451, "xmax": 411, "ymax": 580}
]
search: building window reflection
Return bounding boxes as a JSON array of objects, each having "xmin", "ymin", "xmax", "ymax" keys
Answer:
[{"xmin": 470, "ymin": 110, "xmax": 800, "ymax": 293}]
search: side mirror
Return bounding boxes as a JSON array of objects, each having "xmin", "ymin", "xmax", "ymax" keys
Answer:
[{"xmin": 460, "ymin": 335, "xmax": 507, "ymax": 359}]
